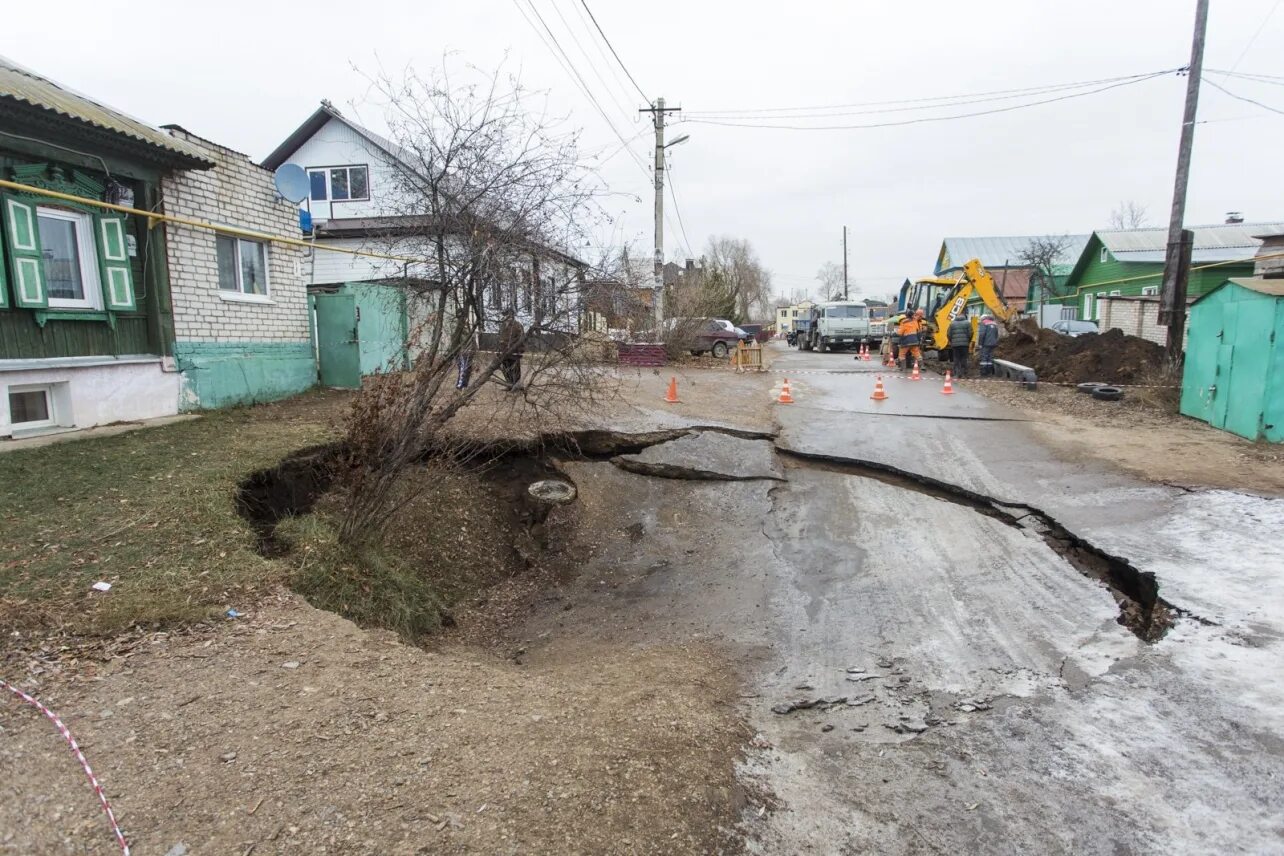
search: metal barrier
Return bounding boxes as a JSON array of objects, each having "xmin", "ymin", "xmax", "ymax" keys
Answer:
[{"xmin": 730, "ymin": 340, "xmax": 767, "ymax": 372}]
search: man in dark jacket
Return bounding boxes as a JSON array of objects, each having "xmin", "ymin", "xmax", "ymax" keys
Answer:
[
  {"xmin": 498, "ymin": 310, "xmax": 525, "ymax": 390},
  {"xmin": 977, "ymin": 316, "xmax": 1000, "ymax": 376},
  {"xmin": 947, "ymin": 314, "xmax": 972, "ymax": 378}
]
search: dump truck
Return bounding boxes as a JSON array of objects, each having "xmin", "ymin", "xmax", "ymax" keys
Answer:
[{"xmin": 798, "ymin": 301, "xmax": 882, "ymax": 353}]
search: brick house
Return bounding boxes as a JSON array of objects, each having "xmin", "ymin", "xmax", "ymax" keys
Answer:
[
  {"xmin": 0, "ymin": 57, "xmax": 314, "ymax": 439},
  {"xmin": 160, "ymin": 129, "xmax": 313, "ymax": 409}
]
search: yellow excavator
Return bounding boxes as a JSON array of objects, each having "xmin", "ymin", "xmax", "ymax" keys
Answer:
[{"xmin": 897, "ymin": 258, "xmax": 1016, "ymax": 356}]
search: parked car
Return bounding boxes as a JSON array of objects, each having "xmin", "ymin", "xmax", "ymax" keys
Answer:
[
  {"xmin": 1050, "ymin": 319, "xmax": 1099, "ymax": 337},
  {"xmin": 657, "ymin": 318, "xmax": 752, "ymax": 357}
]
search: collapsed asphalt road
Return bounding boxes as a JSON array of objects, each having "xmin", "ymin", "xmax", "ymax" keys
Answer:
[{"xmin": 513, "ymin": 346, "xmax": 1284, "ymax": 855}]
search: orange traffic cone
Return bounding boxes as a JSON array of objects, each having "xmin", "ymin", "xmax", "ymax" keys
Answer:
[
  {"xmin": 883, "ymin": 350, "xmax": 893, "ymax": 367},
  {"xmin": 910, "ymin": 360, "xmax": 922, "ymax": 381},
  {"xmin": 778, "ymin": 378, "xmax": 795, "ymax": 404},
  {"xmin": 664, "ymin": 376, "xmax": 680, "ymax": 403},
  {"xmin": 941, "ymin": 370, "xmax": 955, "ymax": 395},
  {"xmin": 871, "ymin": 375, "xmax": 888, "ymax": 401}
]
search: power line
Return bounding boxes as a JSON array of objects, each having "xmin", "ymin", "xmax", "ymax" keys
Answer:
[
  {"xmin": 512, "ymin": 0, "xmax": 651, "ymax": 183},
  {"xmin": 1228, "ymin": 0, "xmax": 1282, "ymax": 72},
  {"xmin": 568, "ymin": 0, "xmax": 643, "ymax": 113},
  {"xmin": 1204, "ymin": 76, "xmax": 1284, "ymax": 115},
  {"xmin": 683, "ymin": 69, "xmax": 1180, "ymax": 131},
  {"xmin": 1207, "ymin": 68, "xmax": 1284, "ymax": 86},
  {"xmin": 666, "ymin": 165, "xmax": 694, "ymax": 258},
  {"xmin": 579, "ymin": 1, "xmax": 650, "ymax": 101},
  {"xmin": 547, "ymin": 0, "xmax": 633, "ymax": 122},
  {"xmin": 685, "ymin": 70, "xmax": 1172, "ymax": 117}
]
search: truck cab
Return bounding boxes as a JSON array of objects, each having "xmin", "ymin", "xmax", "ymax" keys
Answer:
[{"xmin": 800, "ymin": 301, "xmax": 878, "ymax": 353}]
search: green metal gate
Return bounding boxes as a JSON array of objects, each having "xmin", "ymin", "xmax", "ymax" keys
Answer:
[{"xmin": 313, "ymin": 292, "xmax": 361, "ymax": 389}]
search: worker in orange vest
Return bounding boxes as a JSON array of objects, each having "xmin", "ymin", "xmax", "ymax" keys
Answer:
[{"xmin": 897, "ymin": 309, "xmax": 926, "ymax": 372}]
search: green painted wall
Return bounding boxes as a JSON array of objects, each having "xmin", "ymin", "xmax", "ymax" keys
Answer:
[
  {"xmin": 1181, "ymin": 282, "xmax": 1284, "ymax": 443},
  {"xmin": 175, "ymin": 341, "xmax": 315, "ymax": 411},
  {"xmin": 349, "ymin": 283, "xmax": 409, "ymax": 375},
  {"xmin": 1053, "ymin": 235, "xmax": 1255, "ymax": 320},
  {"xmin": 0, "ymin": 150, "xmax": 168, "ymax": 359},
  {"xmin": 0, "ymin": 313, "xmax": 152, "ymax": 359}
]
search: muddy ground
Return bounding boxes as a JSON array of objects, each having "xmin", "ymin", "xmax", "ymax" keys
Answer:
[
  {"xmin": 0, "ymin": 368, "xmax": 776, "ymax": 855},
  {"xmin": 1, "ymin": 595, "xmax": 747, "ymax": 855},
  {"xmin": 970, "ymin": 379, "xmax": 1284, "ymax": 496}
]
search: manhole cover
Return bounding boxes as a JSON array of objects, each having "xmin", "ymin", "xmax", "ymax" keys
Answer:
[{"xmin": 528, "ymin": 479, "xmax": 577, "ymax": 504}]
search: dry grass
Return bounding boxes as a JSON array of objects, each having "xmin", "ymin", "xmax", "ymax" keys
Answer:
[
  {"xmin": 1131, "ymin": 356, "xmax": 1184, "ymax": 412},
  {"xmin": 0, "ymin": 391, "xmax": 349, "ymax": 650}
]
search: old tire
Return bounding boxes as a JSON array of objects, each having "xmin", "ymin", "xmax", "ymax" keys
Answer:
[
  {"xmin": 1077, "ymin": 382, "xmax": 1106, "ymax": 394},
  {"xmin": 1092, "ymin": 386, "xmax": 1124, "ymax": 401},
  {"xmin": 712, "ymin": 341, "xmax": 729, "ymax": 359}
]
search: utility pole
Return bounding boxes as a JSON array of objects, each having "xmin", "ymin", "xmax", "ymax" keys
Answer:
[
  {"xmin": 1159, "ymin": 0, "xmax": 1209, "ymax": 361},
  {"xmin": 640, "ymin": 97, "xmax": 682, "ymax": 331},
  {"xmin": 842, "ymin": 226, "xmax": 849, "ymax": 300}
]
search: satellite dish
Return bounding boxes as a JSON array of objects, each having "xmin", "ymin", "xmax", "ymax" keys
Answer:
[{"xmin": 274, "ymin": 163, "xmax": 310, "ymax": 204}]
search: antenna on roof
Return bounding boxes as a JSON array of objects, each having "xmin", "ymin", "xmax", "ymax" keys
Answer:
[{"xmin": 273, "ymin": 163, "xmax": 310, "ymax": 204}]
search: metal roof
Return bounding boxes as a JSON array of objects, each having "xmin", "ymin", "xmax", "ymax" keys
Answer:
[
  {"xmin": 937, "ymin": 234, "xmax": 1090, "ymax": 275},
  {"xmin": 0, "ymin": 55, "xmax": 212, "ymax": 167},
  {"xmin": 1227, "ymin": 277, "xmax": 1284, "ymax": 297},
  {"xmin": 1102, "ymin": 248, "xmax": 1268, "ymax": 264},
  {"xmin": 1098, "ymin": 222, "xmax": 1284, "ymax": 258}
]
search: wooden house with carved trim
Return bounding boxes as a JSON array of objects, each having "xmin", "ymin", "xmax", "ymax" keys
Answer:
[{"xmin": 0, "ymin": 56, "xmax": 314, "ymax": 439}]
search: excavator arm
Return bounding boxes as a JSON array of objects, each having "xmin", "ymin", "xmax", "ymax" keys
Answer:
[
  {"xmin": 925, "ymin": 259, "xmax": 1016, "ymax": 350},
  {"xmin": 961, "ymin": 259, "xmax": 1017, "ymax": 326}
]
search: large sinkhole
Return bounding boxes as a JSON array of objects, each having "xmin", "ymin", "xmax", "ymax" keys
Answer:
[{"xmin": 233, "ymin": 427, "xmax": 1189, "ymax": 645}]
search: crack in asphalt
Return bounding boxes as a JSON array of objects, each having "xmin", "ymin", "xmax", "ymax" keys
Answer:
[
  {"xmin": 611, "ymin": 458, "xmax": 785, "ymax": 482},
  {"xmin": 772, "ymin": 445, "xmax": 1197, "ymax": 642}
]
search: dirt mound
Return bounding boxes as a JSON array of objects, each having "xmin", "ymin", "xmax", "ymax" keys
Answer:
[{"xmin": 997, "ymin": 326, "xmax": 1164, "ymax": 385}]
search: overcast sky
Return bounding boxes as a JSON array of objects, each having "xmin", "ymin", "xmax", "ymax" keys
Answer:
[{"xmin": 5, "ymin": 1, "xmax": 1282, "ymax": 300}]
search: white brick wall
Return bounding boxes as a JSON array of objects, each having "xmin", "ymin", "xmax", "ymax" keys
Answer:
[
  {"xmin": 1098, "ymin": 296, "xmax": 1188, "ymax": 349},
  {"xmin": 162, "ymin": 131, "xmax": 310, "ymax": 343}
]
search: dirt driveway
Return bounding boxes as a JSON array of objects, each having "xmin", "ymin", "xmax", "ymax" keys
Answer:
[
  {"xmin": 0, "ymin": 366, "xmax": 775, "ymax": 855},
  {"xmin": 969, "ymin": 379, "xmax": 1284, "ymax": 495}
]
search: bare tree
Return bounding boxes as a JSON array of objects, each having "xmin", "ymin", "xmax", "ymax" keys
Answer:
[
  {"xmin": 815, "ymin": 262, "xmax": 845, "ymax": 301},
  {"xmin": 335, "ymin": 63, "xmax": 615, "ymax": 545},
  {"xmin": 702, "ymin": 236, "xmax": 773, "ymax": 322},
  {"xmin": 1109, "ymin": 201, "xmax": 1149, "ymax": 230},
  {"xmin": 1019, "ymin": 234, "xmax": 1074, "ymax": 311}
]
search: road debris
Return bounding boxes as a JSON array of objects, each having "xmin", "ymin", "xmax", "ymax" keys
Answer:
[{"xmin": 771, "ymin": 696, "xmax": 847, "ymax": 715}]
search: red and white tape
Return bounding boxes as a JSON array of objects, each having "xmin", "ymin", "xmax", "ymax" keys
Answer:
[{"xmin": 0, "ymin": 678, "xmax": 130, "ymax": 855}]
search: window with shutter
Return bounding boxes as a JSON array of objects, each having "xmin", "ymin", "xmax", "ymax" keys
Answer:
[
  {"xmin": 95, "ymin": 214, "xmax": 136, "ymax": 310},
  {"xmin": 0, "ymin": 217, "xmax": 7, "ymax": 309},
  {"xmin": 3, "ymin": 195, "xmax": 48, "ymax": 308}
]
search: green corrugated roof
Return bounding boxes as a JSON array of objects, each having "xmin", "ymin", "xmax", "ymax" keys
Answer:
[{"xmin": 0, "ymin": 55, "xmax": 212, "ymax": 167}]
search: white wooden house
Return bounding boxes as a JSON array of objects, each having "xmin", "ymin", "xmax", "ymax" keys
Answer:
[{"xmin": 261, "ymin": 102, "xmax": 587, "ymax": 360}]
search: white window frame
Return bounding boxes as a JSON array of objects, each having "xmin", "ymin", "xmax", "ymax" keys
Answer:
[
  {"xmin": 7, "ymin": 383, "xmax": 56, "ymax": 431},
  {"xmin": 1140, "ymin": 285, "xmax": 1159, "ymax": 296},
  {"xmin": 1110, "ymin": 289, "xmax": 1122, "ymax": 296},
  {"xmin": 1100, "ymin": 246, "xmax": 1109, "ymax": 263},
  {"xmin": 216, "ymin": 235, "xmax": 273, "ymax": 303},
  {"xmin": 38, "ymin": 206, "xmax": 103, "ymax": 310},
  {"xmin": 306, "ymin": 165, "xmax": 370, "ymax": 202},
  {"xmin": 1083, "ymin": 292, "xmax": 1094, "ymax": 320}
]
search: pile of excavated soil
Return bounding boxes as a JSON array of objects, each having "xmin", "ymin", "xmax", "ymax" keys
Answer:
[{"xmin": 997, "ymin": 326, "xmax": 1165, "ymax": 385}]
